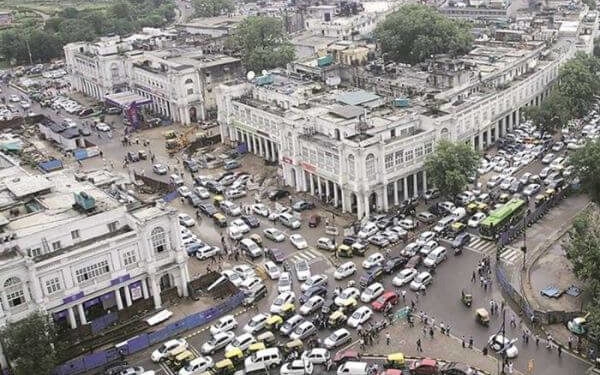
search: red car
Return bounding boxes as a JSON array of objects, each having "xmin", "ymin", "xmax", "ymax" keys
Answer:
[
  {"xmin": 410, "ymin": 358, "xmax": 438, "ymax": 375},
  {"xmin": 371, "ymin": 291, "xmax": 399, "ymax": 312},
  {"xmin": 308, "ymin": 214, "xmax": 321, "ymax": 228}
]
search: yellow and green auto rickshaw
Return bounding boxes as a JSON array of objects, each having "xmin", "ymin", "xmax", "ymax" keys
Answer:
[
  {"xmin": 248, "ymin": 342, "xmax": 266, "ymax": 354},
  {"xmin": 336, "ymin": 244, "xmax": 353, "ymax": 258},
  {"xmin": 383, "ymin": 353, "xmax": 405, "ymax": 369},
  {"xmin": 461, "ymin": 289, "xmax": 472, "ymax": 307},
  {"xmin": 224, "ymin": 347, "xmax": 244, "ymax": 364},
  {"xmin": 213, "ymin": 213, "xmax": 227, "ymax": 227},
  {"xmin": 476, "ymin": 308, "xmax": 490, "ymax": 326},
  {"xmin": 338, "ymin": 297, "xmax": 358, "ymax": 314},
  {"xmin": 214, "ymin": 359, "xmax": 235, "ymax": 375},
  {"xmin": 265, "ymin": 315, "xmax": 283, "ymax": 330},
  {"xmin": 163, "ymin": 130, "xmax": 176, "ymax": 139},
  {"xmin": 283, "ymin": 339, "xmax": 303, "ymax": 354},
  {"xmin": 280, "ymin": 303, "xmax": 296, "ymax": 319},
  {"xmin": 534, "ymin": 194, "xmax": 546, "ymax": 207},
  {"xmin": 172, "ymin": 350, "xmax": 195, "ymax": 370},
  {"xmin": 256, "ymin": 331, "xmax": 276, "ymax": 346},
  {"xmin": 328, "ymin": 310, "xmax": 347, "ymax": 329}
]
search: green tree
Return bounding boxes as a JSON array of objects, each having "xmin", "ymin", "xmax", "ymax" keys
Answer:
[
  {"xmin": 557, "ymin": 53, "xmax": 600, "ymax": 118},
  {"xmin": 192, "ymin": 0, "xmax": 234, "ymax": 17},
  {"xmin": 44, "ymin": 17, "xmax": 64, "ymax": 34},
  {"xmin": 0, "ymin": 30, "xmax": 29, "ymax": 65},
  {"xmin": 521, "ymin": 90, "xmax": 570, "ymax": 135},
  {"xmin": 375, "ymin": 4, "xmax": 473, "ymax": 65},
  {"xmin": 570, "ymin": 139, "xmax": 600, "ymax": 203},
  {"xmin": 564, "ymin": 210, "xmax": 600, "ymax": 289},
  {"xmin": 0, "ymin": 312, "xmax": 62, "ymax": 375},
  {"xmin": 424, "ymin": 140, "xmax": 480, "ymax": 199},
  {"xmin": 60, "ymin": 7, "xmax": 79, "ymax": 19},
  {"xmin": 29, "ymin": 30, "xmax": 62, "ymax": 63},
  {"xmin": 595, "ymin": 37, "xmax": 600, "ymax": 57},
  {"xmin": 583, "ymin": 0, "xmax": 597, "ymax": 10},
  {"xmin": 58, "ymin": 19, "xmax": 96, "ymax": 44},
  {"xmin": 231, "ymin": 16, "xmax": 295, "ymax": 72}
]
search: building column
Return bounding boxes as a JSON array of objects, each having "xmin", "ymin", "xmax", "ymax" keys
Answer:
[
  {"xmin": 403, "ymin": 177, "xmax": 408, "ymax": 200},
  {"xmin": 364, "ymin": 193, "xmax": 370, "ymax": 218},
  {"xmin": 258, "ymin": 137, "xmax": 265, "ymax": 158},
  {"xmin": 115, "ymin": 288, "xmax": 124, "ymax": 311},
  {"xmin": 67, "ymin": 306, "xmax": 77, "ymax": 329},
  {"xmin": 341, "ymin": 188, "xmax": 347, "ymax": 213},
  {"xmin": 333, "ymin": 183, "xmax": 339, "ymax": 207},
  {"xmin": 142, "ymin": 278, "xmax": 149, "ymax": 300},
  {"xmin": 356, "ymin": 192, "xmax": 364, "ymax": 218},
  {"xmin": 309, "ymin": 173, "xmax": 315, "ymax": 195},
  {"xmin": 413, "ymin": 173, "xmax": 419, "ymax": 197},
  {"xmin": 124, "ymin": 284, "xmax": 133, "ymax": 307},
  {"xmin": 317, "ymin": 176, "xmax": 323, "ymax": 197},
  {"xmin": 325, "ymin": 179, "xmax": 330, "ymax": 200},
  {"xmin": 180, "ymin": 265, "xmax": 189, "ymax": 297},
  {"xmin": 270, "ymin": 141, "xmax": 277, "ymax": 161},
  {"xmin": 77, "ymin": 303, "xmax": 87, "ymax": 325},
  {"xmin": 423, "ymin": 170, "xmax": 427, "ymax": 191},
  {"xmin": 393, "ymin": 180, "xmax": 399, "ymax": 205},
  {"xmin": 487, "ymin": 128, "xmax": 492, "ymax": 146},
  {"xmin": 383, "ymin": 185, "xmax": 389, "ymax": 211},
  {"xmin": 150, "ymin": 276, "xmax": 162, "ymax": 309}
]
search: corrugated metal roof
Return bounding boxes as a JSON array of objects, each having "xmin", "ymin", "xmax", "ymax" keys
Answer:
[
  {"xmin": 328, "ymin": 104, "xmax": 363, "ymax": 119},
  {"xmin": 336, "ymin": 90, "xmax": 380, "ymax": 106}
]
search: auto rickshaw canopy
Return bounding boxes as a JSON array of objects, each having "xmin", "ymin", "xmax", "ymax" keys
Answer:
[
  {"xmin": 257, "ymin": 331, "xmax": 276, "ymax": 344},
  {"xmin": 384, "ymin": 353, "xmax": 405, "ymax": 368},
  {"xmin": 266, "ymin": 314, "xmax": 283, "ymax": 327},
  {"xmin": 175, "ymin": 350, "xmax": 195, "ymax": 362},
  {"xmin": 248, "ymin": 342, "xmax": 266, "ymax": 353},
  {"xmin": 476, "ymin": 308, "xmax": 490, "ymax": 325},
  {"xmin": 284, "ymin": 339, "xmax": 303, "ymax": 353},
  {"xmin": 225, "ymin": 347, "xmax": 244, "ymax": 360}
]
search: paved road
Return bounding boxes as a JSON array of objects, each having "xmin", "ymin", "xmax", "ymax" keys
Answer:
[{"xmin": 7, "ymin": 85, "xmax": 592, "ymax": 375}]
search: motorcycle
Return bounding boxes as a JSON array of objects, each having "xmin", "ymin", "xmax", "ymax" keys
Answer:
[{"xmin": 454, "ymin": 245, "xmax": 463, "ymax": 255}]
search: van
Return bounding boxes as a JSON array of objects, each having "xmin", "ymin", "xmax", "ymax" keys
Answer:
[
  {"xmin": 433, "ymin": 216, "xmax": 456, "ymax": 234},
  {"xmin": 244, "ymin": 348, "xmax": 282, "ymax": 373},
  {"xmin": 170, "ymin": 174, "xmax": 184, "ymax": 187},
  {"xmin": 317, "ymin": 237, "xmax": 335, "ymax": 251},
  {"xmin": 221, "ymin": 200, "xmax": 241, "ymax": 216},
  {"xmin": 240, "ymin": 276, "xmax": 263, "ymax": 294},
  {"xmin": 241, "ymin": 238, "xmax": 263, "ymax": 258},
  {"xmin": 358, "ymin": 222, "xmax": 378, "ymax": 239},
  {"xmin": 423, "ymin": 247, "xmax": 447, "ymax": 268},
  {"xmin": 337, "ymin": 361, "xmax": 369, "ymax": 375},
  {"xmin": 416, "ymin": 211, "xmax": 436, "ymax": 224},
  {"xmin": 279, "ymin": 213, "xmax": 301, "ymax": 229},
  {"xmin": 224, "ymin": 160, "xmax": 241, "ymax": 170},
  {"xmin": 452, "ymin": 207, "xmax": 467, "ymax": 222}
]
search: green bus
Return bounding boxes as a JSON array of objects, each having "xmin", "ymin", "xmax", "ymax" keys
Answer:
[{"xmin": 479, "ymin": 199, "xmax": 527, "ymax": 240}]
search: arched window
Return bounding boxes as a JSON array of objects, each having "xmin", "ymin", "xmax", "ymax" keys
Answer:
[
  {"xmin": 365, "ymin": 154, "xmax": 376, "ymax": 179},
  {"xmin": 347, "ymin": 155, "xmax": 355, "ymax": 179},
  {"xmin": 3, "ymin": 277, "xmax": 24, "ymax": 308},
  {"xmin": 184, "ymin": 78, "xmax": 194, "ymax": 85},
  {"xmin": 151, "ymin": 227, "xmax": 167, "ymax": 253}
]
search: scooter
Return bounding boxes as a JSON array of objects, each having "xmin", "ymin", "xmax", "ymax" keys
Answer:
[{"xmin": 454, "ymin": 245, "xmax": 463, "ymax": 255}]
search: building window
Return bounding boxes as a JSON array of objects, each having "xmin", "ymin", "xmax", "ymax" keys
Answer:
[
  {"xmin": 75, "ymin": 260, "xmax": 110, "ymax": 283},
  {"xmin": 365, "ymin": 154, "xmax": 376, "ymax": 178},
  {"xmin": 108, "ymin": 221, "xmax": 118, "ymax": 233},
  {"xmin": 6, "ymin": 289, "xmax": 24, "ymax": 307},
  {"xmin": 187, "ymin": 88, "xmax": 194, "ymax": 95},
  {"xmin": 415, "ymin": 146, "xmax": 424, "ymax": 158},
  {"xmin": 425, "ymin": 142, "xmax": 433, "ymax": 155},
  {"xmin": 123, "ymin": 249, "xmax": 138, "ymax": 266},
  {"xmin": 385, "ymin": 153, "xmax": 394, "ymax": 169},
  {"xmin": 52, "ymin": 241, "xmax": 61, "ymax": 251},
  {"xmin": 151, "ymin": 227, "xmax": 167, "ymax": 253},
  {"xmin": 405, "ymin": 150, "xmax": 414, "ymax": 162},
  {"xmin": 45, "ymin": 277, "xmax": 62, "ymax": 295},
  {"xmin": 28, "ymin": 248, "xmax": 41, "ymax": 257},
  {"xmin": 71, "ymin": 230, "xmax": 80, "ymax": 240},
  {"xmin": 395, "ymin": 150, "xmax": 403, "ymax": 165}
]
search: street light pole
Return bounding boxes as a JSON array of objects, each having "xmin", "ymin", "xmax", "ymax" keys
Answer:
[{"xmin": 522, "ymin": 210, "xmax": 530, "ymax": 270}]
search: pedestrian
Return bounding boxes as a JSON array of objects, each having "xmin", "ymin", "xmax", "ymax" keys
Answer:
[
  {"xmin": 440, "ymin": 322, "xmax": 445, "ymax": 335},
  {"xmin": 508, "ymin": 361, "xmax": 514, "ymax": 374},
  {"xmin": 401, "ymin": 290, "xmax": 406, "ymax": 301},
  {"xmin": 482, "ymin": 346, "xmax": 488, "ymax": 356},
  {"xmin": 568, "ymin": 336, "xmax": 573, "ymax": 351},
  {"xmin": 546, "ymin": 334, "xmax": 553, "ymax": 350},
  {"xmin": 510, "ymin": 315, "xmax": 516, "ymax": 328},
  {"xmin": 471, "ymin": 271, "xmax": 476, "ymax": 282},
  {"xmin": 469, "ymin": 336, "xmax": 473, "ymax": 349},
  {"xmin": 429, "ymin": 327, "xmax": 434, "ymax": 339},
  {"xmin": 462, "ymin": 336, "xmax": 466, "ymax": 348},
  {"xmin": 446, "ymin": 324, "xmax": 451, "ymax": 336},
  {"xmin": 411, "ymin": 300, "xmax": 416, "ymax": 310},
  {"xmin": 535, "ymin": 334, "xmax": 540, "ymax": 346},
  {"xmin": 558, "ymin": 345, "xmax": 562, "ymax": 357},
  {"xmin": 386, "ymin": 332, "xmax": 391, "ymax": 345},
  {"xmin": 416, "ymin": 338, "xmax": 423, "ymax": 352},
  {"xmin": 422, "ymin": 325, "xmax": 427, "ymax": 336}
]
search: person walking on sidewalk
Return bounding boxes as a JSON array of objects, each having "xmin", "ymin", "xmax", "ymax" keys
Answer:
[
  {"xmin": 568, "ymin": 336, "xmax": 573, "ymax": 351},
  {"xmin": 469, "ymin": 336, "xmax": 474, "ymax": 349},
  {"xmin": 416, "ymin": 338, "xmax": 423, "ymax": 352},
  {"xmin": 386, "ymin": 332, "xmax": 391, "ymax": 345}
]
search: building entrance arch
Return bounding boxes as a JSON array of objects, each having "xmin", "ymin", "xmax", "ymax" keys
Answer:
[{"xmin": 189, "ymin": 106, "xmax": 198, "ymax": 123}]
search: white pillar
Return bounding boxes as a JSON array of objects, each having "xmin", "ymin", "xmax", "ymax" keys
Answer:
[
  {"xmin": 383, "ymin": 185, "xmax": 389, "ymax": 211},
  {"xmin": 0, "ymin": 341, "xmax": 8, "ymax": 369},
  {"xmin": 77, "ymin": 303, "xmax": 87, "ymax": 325},
  {"xmin": 403, "ymin": 177, "xmax": 408, "ymax": 200},
  {"xmin": 180, "ymin": 265, "xmax": 189, "ymax": 297},
  {"xmin": 265, "ymin": 140, "xmax": 271, "ymax": 160},
  {"xmin": 364, "ymin": 193, "xmax": 370, "ymax": 218},
  {"xmin": 333, "ymin": 183, "xmax": 339, "ymax": 207},
  {"xmin": 423, "ymin": 170, "xmax": 427, "ymax": 191},
  {"xmin": 487, "ymin": 128, "xmax": 492, "ymax": 146},
  {"xmin": 317, "ymin": 175, "xmax": 323, "ymax": 197},
  {"xmin": 67, "ymin": 306, "xmax": 77, "ymax": 329},
  {"xmin": 270, "ymin": 141, "xmax": 276, "ymax": 161},
  {"xmin": 258, "ymin": 137, "xmax": 264, "ymax": 157},
  {"xmin": 150, "ymin": 276, "xmax": 162, "ymax": 309},
  {"xmin": 309, "ymin": 173, "xmax": 315, "ymax": 195},
  {"xmin": 413, "ymin": 173, "xmax": 419, "ymax": 197},
  {"xmin": 393, "ymin": 180, "xmax": 399, "ymax": 205},
  {"xmin": 357, "ymin": 192, "xmax": 364, "ymax": 218},
  {"xmin": 341, "ymin": 188, "xmax": 347, "ymax": 213},
  {"xmin": 115, "ymin": 288, "xmax": 124, "ymax": 310},
  {"xmin": 124, "ymin": 285, "xmax": 133, "ymax": 307},
  {"xmin": 325, "ymin": 179, "xmax": 330, "ymax": 200},
  {"xmin": 142, "ymin": 278, "xmax": 149, "ymax": 299}
]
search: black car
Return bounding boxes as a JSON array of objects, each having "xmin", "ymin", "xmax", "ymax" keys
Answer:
[
  {"xmin": 342, "ymin": 235, "xmax": 358, "ymax": 246},
  {"xmin": 384, "ymin": 256, "xmax": 407, "ymax": 274},
  {"xmin": 269, "ymin": 189, "xmax": 290, "ymax": 201},
  {"xmin": 300, "ymin": 285, "xmax": 327, "ymax": 303},
  {"xmin": 376, "ymin": 216, "xmax": 394, "ymax": 230},
  {"xmin": 217, "ymin": 171, "xmax": 234, "ymax": 181},
  {"xmin": 187, "ymin": 193, "xmax": 202, "ymax": 207},
  {"xmin": 267, "ymin": 248, "xmax": 286, "ymax": 263},
  {"xmin": 198, "ymin": 203, "xmax": 217, "ymax": 216},
  {"xmin": 206, "ymin": 181, "xmax": 224, "ymax": 194},
  {"xmin": 78, "ymin": 108, "xmax": 94, "ymax": 117},
  {"xmin": 359, "ymin": 266, "xmax": 384, "ymax": 288},
  {"xmin": 241, "ymin": 215, "xmax": 260, "ymax": 228}
]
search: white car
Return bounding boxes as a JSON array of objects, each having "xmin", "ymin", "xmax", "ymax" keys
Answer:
[
  {"xmin": 301, "ymin": 274, "xmax": 328, "ymax": 292},
  {"xmin": 9, "ymin": 95, "xmax": 19, "ymax": 102},
  {"xmin": 278, "ymin": 272, "xmax": 293, "ymax": 293},
  {"xmin": 264, "ymin": 261, "xmax": 281, "ymax": 279},
  {"xmin": 280, "ymin": 360, "xmax": 314, "ymax": 375},
  {"xmin": 230, "ymin": 219, "xmax": 250, "ymax": 234},
  {"xmin": 151, "ymin": 339, "xmax": 188, "ymax": 362},
  {"xmin": 358, "ymin": 222, "xmax": 378, "ymax": 238},
  {"xmin": 179, "ymin": 356, "xmax": 214, "ymax": 375},
  {"xmin": 347, "ymin": 306, "xmax": 373, "ymax": 328},
  {"xmin": 392, "ymin": 268, "xmax": 418, "ymax": 287},
  {"xmin": 195, "ymin": 246, "xmax": 221, "ymax": 260},
  {"xmin": 487, "ymin": 175, "xmax": 502, "ymax": 188},
  {"xmin": 202, "ymin": 331, "xmax": 235, "ymax": 354},
  {"xmin": 233, "ymin": 264, "xmax": 256, "ymax": 280},
  {"xmin": 323, "ymin": 329, "xmax": 352, "ymax": 349},
  {"xmin": 488, "ymin": 334, "xmax": 519, "ymax": 358},
  {"xmin": 360, "ymin": 282, "xmax": 384, "ymax": 303},
  {"xmin": 301, "ymin": 348, "xmax": 330, "ymax": 365},
  {"xmin": 210, "ymin": 315, "xmax": 238, "ymax": 335},
  {"xmin": 251, "ymin": 203, "xmax": 270, "ymax": 217},
  {"xmin": 290, "ymin": 234, "xmax": 308, "ymax": 249},
  {"xmin": 398, "ymin": 218, "xmax": 417, "ymax": 230},
  {"xmin": 264, "ymin": 227, "xmax": 285, "ymax": 242},
  {"xmin": 468, "ymin": 212, "xmax": 487, "ymax": 228},
  {"xmin": 178, "ymin": 213, "xmax": 196, "ymax": 227},
  {"xmin": 410, "ymin": 272, "xmax": 433, "ymax": 291},
  {"xmin": 243, "ymin": 313, "xmax": 269, "ymax": 334},
  {"xmin": 500, "ymin": 177, "xmax": 516, "ymax": 190},
  {"xmin": 542, "ymin": 153, "xmax": 555, "ymax": 164},
  {"xmin": 221, "ymin": 269, "xmax": 244, "ymax": 287},
  {"xmin": 362, "ymin": 252, "xmax": 384, "ymax": 269},
  {"xmin": 523, "ymin": 183, "xmax": 541, "ymax": 196},
  {"xmin": 193, "ymin": 186, "xmax": 210, "ymax": 199},
  {"xmin": 225, "ymin": 333, "xmax": 256, "ymax": 353},
  {"xmin": 334, "ymin": 262, "xmax": 357, "ymax": 280},
  {"xmin": 334, "ymin": 287, "xmax": 360, "ymax": 306},
  {"xmin": 20, "ymin": 101, "xmax": 30, "ymax": 109},
  {"xmin": 178, "ymin": 186, "xmax": 192, "ymax": 198},
  {"xmin": 416, "ymin": 231, "xmax": 436, "ymax": 246},
  {"xmin": 299, "ymin": 295, "xmax": 324, "ymax": 315},
  {"xmin": 295, "ymin": 260, "xmax": 311, "ymax": 281},
  {"xmin": 270, "ymin": 292, "xmax": 296, "ymax": 314}
]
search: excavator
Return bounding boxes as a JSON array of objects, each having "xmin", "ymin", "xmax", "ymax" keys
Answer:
[{"xmin": 165, "ymin": 126, "xmax": 199, "ymax": 155}]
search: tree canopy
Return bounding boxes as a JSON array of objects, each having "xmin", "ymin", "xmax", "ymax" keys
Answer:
[
  {"xmin": 570, "ymin": 139, "xmax": 600, "ymax": 203},
  {"xmin": 0, "ymin": 0, "xmax": 176, "ymax": 66},
  {"xmin": 0, "ymin": 312, "xmax": 63, "ymax": 375},
  {"xmin": 521, "ymin": 90, "xmax": 571, "ymax": 135},
  {"xmin": 192, "ymin": 0, "xmax": 234, "ymax": 17},
  {"xmin": 424, "ymin": 140, "xmax": 480, "ymax": 198},
  {"xmin": 375, "ymin": 4, "xmax": 474, "ymax": 65},
  {"xmin": 230, "ymin": 16, "xmax": 295, "ymax": 73}
]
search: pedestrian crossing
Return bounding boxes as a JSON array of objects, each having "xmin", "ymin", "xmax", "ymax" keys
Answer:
[
  {"xmin": 289, "ymin": 248, "xmax": 323, "ymax": 264},
  {"xmin": 466, "ymin": 236, "xmax": 521, "ymax": 265}
]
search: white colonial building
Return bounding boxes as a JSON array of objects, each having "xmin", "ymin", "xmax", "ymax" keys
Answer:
[{"xmin": 0, "ymin": 155, "xmax": 189, "ymax": 370}]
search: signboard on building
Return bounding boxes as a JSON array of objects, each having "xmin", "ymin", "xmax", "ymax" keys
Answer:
[
  {"xmin": 282, "ymin": 156, "xmax": 294, "ymax": 164},
  {"xmin": 130, "ymin": 282, "xmax": 143, "ymax": 301},
  {"xmin": 301, "ymin": 162, "xmax": 316, "ymax": 173}
]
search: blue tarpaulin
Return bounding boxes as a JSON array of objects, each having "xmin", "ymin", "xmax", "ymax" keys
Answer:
[
  {"xmin": 39, "ymin": 159, "xmax": 63, "ymax": 172},
  {"xmin": 74, "ymin": 149, "xmax": 88, "ymax": 160},
  {"xmin": 164, "ymin": 190, "xmax": 178, "ymax": 202}
]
